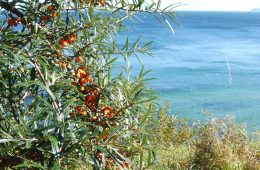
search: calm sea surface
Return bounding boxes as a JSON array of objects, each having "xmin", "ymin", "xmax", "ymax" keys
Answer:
[
  {"xmin": 2, "ymin": 11, "xmax": 259, "ymax": 129},
  {"xmin": 117, "ymin": 11, "xmax": 260, "ymax": 130}
]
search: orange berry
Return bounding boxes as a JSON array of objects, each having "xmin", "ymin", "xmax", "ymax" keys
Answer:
[
  {"xmin": 86, "ymin": 76, "xmax": 92, "ymax": 83},
  {"xmin": 75, "ymin": 69, "xmax": 86, "ymax": 78},
  {"xmin": 91, "ymin": 115, "xmax": 98, "ymax": 122},
  {"xmin": 79, "ymin": 86, "xmax": 85, "ymax": 91},
  {"xmin": 102, "ymin": 135, "xmax": 108, "ymax": 141},
  {"xmin": 47, "ymin": 5, "xmax": 53, "ymax": 11},
  {"xmin": 79, "ymin": 69, "xmax": 86, "ymax": 74},
  {"xmin": 75, "ymin": 56, "xmax": 82, "ymax": 63},
  {"xmin": 99, "ymin": 0, "xmax": 105, "ymax": 6},
  {"xmin": 8, "ymin": 19, "xmax": 14, "ymax": 26},
  {"xmin": 15, "ymin": 150, "xmax": 19, "ymax": 155},
  {"xmin": 85, "ymin": 95, "xmax": 93, "ymax": 103},
  {"xmin": 57, "ymin": 60, "xmax": 63, "ymax": 67},
  {"xmin": 75, "ymin": 72, "xmax": 81, "ymax": 79},
  {"xmin": 60, "ymin": 39, "xmax": 69, "ymax": 47},
  {"xmin": 79, "ymin": 78, "xmax": 87, "ymax": 86},
  {"xmin": 75, "ymin": 106, "xmax": 83, "ymax": 112},
  {"xmin": 69, "ymin": 34, "xmax": 77, "ymax": 42},
  {"xmin": 79, "ymin": 110, "xmax": 87, "ymax": 116},
  {"xmin": 96, "ymin": 152, "xmax": 103, "ymax": 160},
  {"xmin": 102, "ymin": 106, "xmax": 112, "ymax": 118},
  {"xmin": 89, "ymin": 88, "xmax": 98, "ymax": 95},
  {"xmin": 51, "ymin": 11, "xmax": 57, "ymax": 17}
]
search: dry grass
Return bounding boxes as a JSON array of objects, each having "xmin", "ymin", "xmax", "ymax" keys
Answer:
[{"xmin": 146, "ymin": 106, "xmax": 260, "ymax": 170}]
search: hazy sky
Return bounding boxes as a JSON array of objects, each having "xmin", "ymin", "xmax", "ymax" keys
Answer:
[{"xmin": 162, "ymin": 0, "xmax": 260, "ymax": 11}]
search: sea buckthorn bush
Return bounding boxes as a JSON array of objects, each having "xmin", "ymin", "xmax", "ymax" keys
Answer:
[{"xmin": 0, "ymin": 0, "xmax": 176, "ymax": 169}]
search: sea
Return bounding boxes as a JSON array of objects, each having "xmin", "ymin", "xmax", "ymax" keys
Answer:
[
  {"xmin": 117, "ymin": 11, "xmax": 260, "ymax": 130},
  {"xmin": 2, "ymin": 10, "xmax": 260, "ymax": 130}
]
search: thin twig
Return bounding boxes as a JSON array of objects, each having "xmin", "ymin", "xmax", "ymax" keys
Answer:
[
  {"xmin": 0, "ymin": 1, "xmax": 24, "ymax": 18},
  {"xmin": 33, "ymin": 59, "xmax": 61, "ymax": 115},
  {"xmin": 0, "ymin": 138, "xmax": 38, "ymax": 143},
  {"xmin": 7, "ymin": 68, "xmax": 20, "ymax": 123}
]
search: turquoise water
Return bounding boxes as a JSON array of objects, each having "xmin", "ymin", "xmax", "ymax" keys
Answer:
[
  {"xmin": 118, "ymin": 11, "xmax": 260, "ymax": 130},
  {"xmin": 2, "ymin": 10, "xmax": 259, "ymax": 129}
]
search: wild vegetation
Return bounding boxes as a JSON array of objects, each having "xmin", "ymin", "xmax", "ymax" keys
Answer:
[
  {"xmin": 147, "ymin": 105, "xmax": 260, "ymax": 170},
  {"xmin": 0, "ymin": 0, "xmax": 176, "ymax": 169}
]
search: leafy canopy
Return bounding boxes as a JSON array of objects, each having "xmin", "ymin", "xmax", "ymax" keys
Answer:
[{"xmin": 0, "ymin": 0, "xmax": 176, "ymax": 169}]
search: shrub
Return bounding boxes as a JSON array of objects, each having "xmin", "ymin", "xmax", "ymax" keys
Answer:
[
  {"xmin": 0, "ymin": 0, "xmax": 175, "ymax": 169},
  {"xmin": 192, "ymin": 118, "xmax": 260, "ymax": 170},
  {"xmin": 146, "ymin": 107, "xmax": 260, "ymax": 170}
]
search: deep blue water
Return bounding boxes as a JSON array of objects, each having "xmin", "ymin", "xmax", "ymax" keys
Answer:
[{"xmin": 117, "ymin": 11, "xmax": 260, "ymax": 130}]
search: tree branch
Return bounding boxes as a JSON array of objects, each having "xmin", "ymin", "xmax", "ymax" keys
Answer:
[{"xmin": 0, "ymin": 1, "xmax": 24, "ymax": 18}]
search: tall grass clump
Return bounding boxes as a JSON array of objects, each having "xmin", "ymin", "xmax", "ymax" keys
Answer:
[{"xmin": 146, "ymin": 105, "xmax": 260, "ymax": 169}]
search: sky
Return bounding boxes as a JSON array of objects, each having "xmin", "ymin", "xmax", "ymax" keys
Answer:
[{"xmin": 162, "ymin": 0, "xmax": 260, "ymax": 11}]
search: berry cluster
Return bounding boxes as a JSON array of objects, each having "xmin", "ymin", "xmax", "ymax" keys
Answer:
[
  {"xmin": 38, "ymin": 5, "xmax": 57, "ymax": 29},
  {"xmin": 53, "ymin": 33, "xmax": 77, "ymax": 68},
  {"xmin": 7, "ymin": 17, "xmax": 25, "ymax": 27},
  {"xmin": 70, "ymin": 65, "xmax": 116, "ymax": 124},
  {"xmin": 7, "ymin": 4, "xmax": 57, "ymax": 30},
  {"xmin": 2, "ymin": 1, "xmax": 136, "ymax": 169},
  {"xmin": 95, "ymin": 151, "xmax": 130, "ymax": 169},
  {"xmin": 76, "ymin": 0, "xmax": 106, "ymax": 6},
  {"xmin": 59, "ymin": 33, "xmax": 77, "ymax": 47},
  {"xmin": 99, "ymin": 0, "xmax": 105, "ymax": 6}
]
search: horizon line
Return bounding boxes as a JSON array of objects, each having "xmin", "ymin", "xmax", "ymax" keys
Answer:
[{"xmin": 174, "ymin": 9, "xmax": 258, "ymax": 12}]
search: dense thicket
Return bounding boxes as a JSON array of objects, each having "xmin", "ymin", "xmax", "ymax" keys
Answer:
[{"xmin": 0, "ymin": 0, "xmax": 175, "ymax": 169}]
